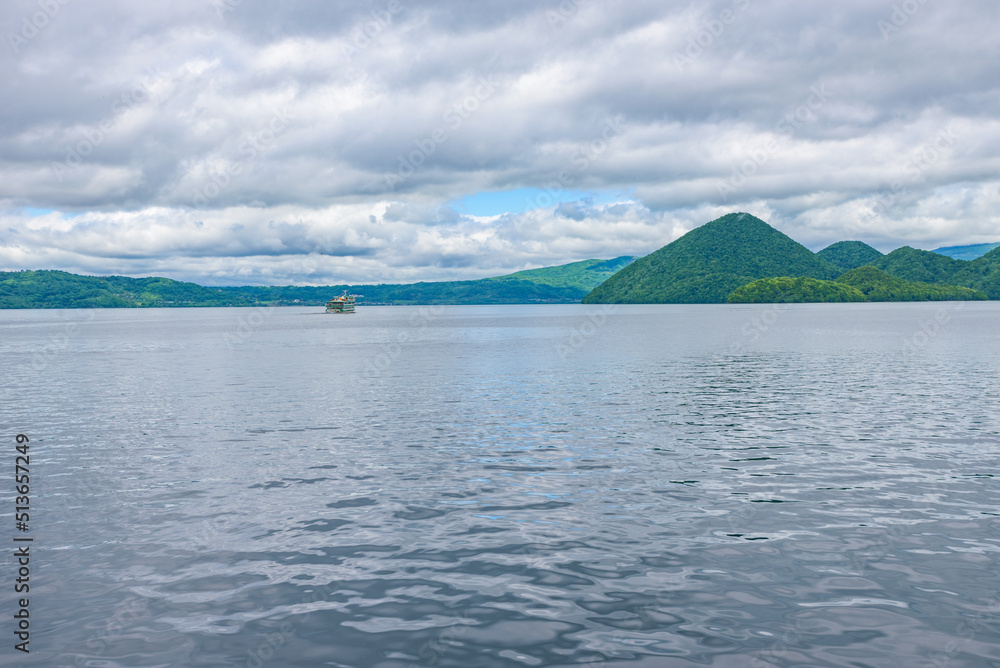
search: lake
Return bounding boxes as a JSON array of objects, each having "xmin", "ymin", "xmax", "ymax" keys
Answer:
[{"xmin": 2, "ymin": 302, "xmax": 1000, "ymax": 667}]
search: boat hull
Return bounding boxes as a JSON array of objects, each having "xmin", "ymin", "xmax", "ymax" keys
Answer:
[{"xmin": 325, "ymin": 293, "xmax": 356, "ymax": 313}]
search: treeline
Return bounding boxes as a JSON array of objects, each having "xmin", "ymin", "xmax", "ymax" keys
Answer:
[
  {"xmin": 0, "ymin": 257, "xmax": 635, "ymax": 309},
  {"xmin": 729, "ymin": 267, "xmax": 987, "ymax": 304}
]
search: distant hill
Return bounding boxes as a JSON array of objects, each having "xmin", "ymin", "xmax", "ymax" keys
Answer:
[
  {"xmin": 488, "ymin": 256, "xmax": 634, "ymax": 290},
  {"xmin": 728, "ymin": 276, "xmax": 866, "ymax": 303},
  {"xmin": 872, "ymin": 247, "xmax": 966, "ymax": 284},
  {"xmin": 836, "ymin": 266, "xmax": 986, "ymax": 301},
  {"xmin": 831, "ymin": 244, "xmax": 1000, "ymax": 300},
  {"xmin": 0, "ymin": 257, "xmax": 635, "ymax": 309},
  {"xmin": 727, "ymin": 266, "xmax": 986, "ymax": 303},
  {"xmin": 0, "ymin": 270, "xmax": 252, "ymax": 308},
  {"xmin": 582, "ymin": 212, "xmax": 841, "ymax": 304},
  {"xmin": 932, "ymin": 242, "xmax": 1000, "ymax": 261},
  {"xmin": 817, "ymin": 241, "xmax": 884, "ymax": 270},
  {"xmin": 220, "ymin": 256, "xmax": 635, "ymax": 306},
  {"xmin": 220, "ymin": 280, "xmax": 591, "ymax": 306},
  {"xmin": 948, "ymin": 246, "xmax": 1000, "ymax": 299}
]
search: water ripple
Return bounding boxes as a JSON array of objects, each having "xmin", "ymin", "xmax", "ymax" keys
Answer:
[{"xmin": 3, "ymin": 304, "xmax": 1000, "ymax": 666}]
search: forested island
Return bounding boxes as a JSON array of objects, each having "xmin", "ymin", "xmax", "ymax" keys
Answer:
[{"xmin": 583, "ymin": 213, "xmax": 999, "ymax": 304}]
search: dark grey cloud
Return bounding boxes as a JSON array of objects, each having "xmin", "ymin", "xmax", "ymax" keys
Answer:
[{"xmin": 1, "ymin": 0, "xmax": 998, "ymax": 283}]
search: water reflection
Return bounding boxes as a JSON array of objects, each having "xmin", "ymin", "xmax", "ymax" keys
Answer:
[{"xmin": 1, "ymin": 304, "xmax": 999, "ymax": 666}]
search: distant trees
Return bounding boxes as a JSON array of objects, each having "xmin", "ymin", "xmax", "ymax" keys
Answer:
[
  {"xmin": 816, "ymin": 241, "xmax": 884, "ymax": 270},
  {"xmin": 727, "ymin": 267, "xmax": 986, "ymax": 304},
  {"xmin": 0, "ymin": 257, "xmax": 633, "ymax": 308},
  {"xmin": 836, "ymin": 266, "xmax": 986, "ymax": 301},
  {"xmin": 727, "ymin": 277, "xmax": 867, "ymax": 303}
]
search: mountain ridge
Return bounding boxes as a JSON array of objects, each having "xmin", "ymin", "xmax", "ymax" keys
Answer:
[
  {"xmin": 585, "ymin": 213, "xmax": 999, "ymax": 304},
  {"xmin": 0, "ymin": 257, "xmax": 635, "ymax": 308},
  {"xmin": 583, "ymin": 212, "xmax": 841, "ymax": 304},
  {"xmin": 817, "ymin": 241, "xmax": 884, "ymax": 270},
  {"xmin": 5, "ymin": 215, "xmax": 1000, "ymax": 307}
]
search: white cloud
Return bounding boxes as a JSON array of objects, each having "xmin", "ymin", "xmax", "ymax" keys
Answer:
[{"xmin": 1, "ymin": 0, "xmax": 998, "ymax": 283}]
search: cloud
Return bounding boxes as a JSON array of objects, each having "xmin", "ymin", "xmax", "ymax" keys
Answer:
[
  {"xmin": 1, "ymin": 0, "xmax": 998, "ymax": 283},
  {"xmin": 0, "ymin": 199, "xmax": 703, "ymax": 284}
]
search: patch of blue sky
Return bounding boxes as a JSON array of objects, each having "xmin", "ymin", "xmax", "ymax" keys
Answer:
[
  {"xmin": 22, "ymin": 207, "xmax": 82, "ymax": 218},
  {"xmin": 450, "ymin": 187, "xmax": 633, "ymax": 217}
]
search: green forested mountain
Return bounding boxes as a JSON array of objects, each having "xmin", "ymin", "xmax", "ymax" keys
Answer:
[
  {"xmin": 213, "ymin": 256, "xmax": 635, "ymax": 306},
  {"xmin": 948, "ymin": 246, "xmax": 1000, "ymax": 299},
  {"xmin": 493, "ymin": 256, "xmax": 634, "ymax": 289},
  {"xmin": 0, "ymin": 256, "xmax": 634, "ymax": 309},
  {"xmin": 584, "ymin": 212, "xmax": 995, "ymax": 304},
  {"xmin": 817, "ymin": 241, "xmax": 884, "ymax": 270},
  {"xmin": 582, "ymin": 212, "xmax": 841, "ymax": 304},
  {"xmin": 866, "ymin": 245, "xmax": 1000, "ymax": 299},
  {"xmin": 0, "ymin": 270, "xmax": 252, "ymax": 308},
  {"xmin": 872, "ymin": 247, "xmax": 966, "ymax": 284},
  {"xmin": 727, "ymin": 276, "xmax": 867, "ymax": 303},
  {"xmin": 727, "ymin": 266, "xmax": 986, "ymax": 304},
  {"xmin": 835, "ymin": 266, "xmax": 986, "ymax": 301}
]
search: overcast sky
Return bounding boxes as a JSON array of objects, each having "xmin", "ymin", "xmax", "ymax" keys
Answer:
[{"xmin": 2, "ymin": 0, "xmax": 999, "ymax": 285}]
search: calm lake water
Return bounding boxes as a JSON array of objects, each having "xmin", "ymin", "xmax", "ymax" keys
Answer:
[{"xmin": 2, "ymin": 303, "xmax": 1000, "ymax": 667}]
